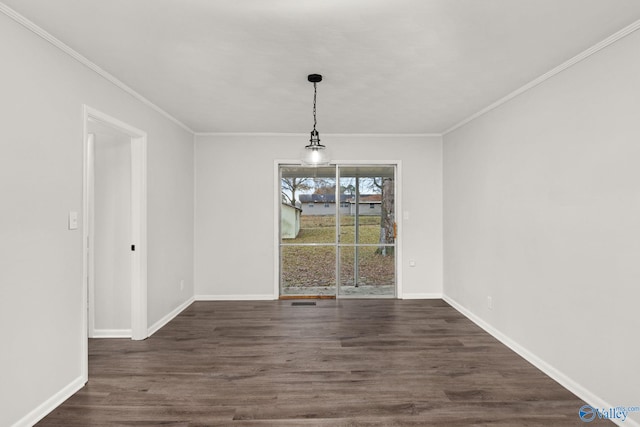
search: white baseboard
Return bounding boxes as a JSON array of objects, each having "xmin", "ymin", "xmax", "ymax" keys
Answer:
[
  {"xmin": 11, "ymin": 375, "xmax": 85, "ymax": 427},
  {"xmin": 401, "ymin": 292, "xmax": 443, "ymax": 299},
  {"xmin": 442, "ymin": 294, "xmax": 638, "ymax": 427},
  {"xmin": 91, "ymin": 329, "xmax": 132, "ymax": 338},
  {"xmin": 147, "ymin": 296, "xmax": 195, "ymax": 337},
  {"xmin": 195, "ymin": 294, "xmax": 276, "ymax": 301}
]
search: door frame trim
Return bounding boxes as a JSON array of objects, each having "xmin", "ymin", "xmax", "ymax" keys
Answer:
[
  {"xmin": 82, "ymin": 105, "xmax": 148, "ymax": 381},
  {"xmin": 273, "ymin": 160, "xmax": 402, "ymax": 299}
]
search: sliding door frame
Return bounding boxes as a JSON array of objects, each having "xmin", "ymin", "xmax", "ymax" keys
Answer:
[{"xmin": 273, "ymin": 160, "xmax": 402, "ymax": 299}]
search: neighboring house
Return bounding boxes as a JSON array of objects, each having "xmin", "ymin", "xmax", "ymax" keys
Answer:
[
  {"xmin": 298, "ymin": 193, "xmax": 382, "ymax": 216},
  {"xmin": 351, "ymin": 194, "xmax": 382, "ymax": 216},
  {"xmin": 281, "ymin": 202, "xmax": 302, "ymax": 238}
]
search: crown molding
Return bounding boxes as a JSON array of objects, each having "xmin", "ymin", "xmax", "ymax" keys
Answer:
[
  {"xmin": 0, "ymin": 3, "xmax": 194, "ymax": 134},
  {"xmin": 195, "ymin": 132, "xmax": 307, "ymax": 137},
  {"xmin": 443, "ymin": 18, "xmax": 640, "ymax": 135},
  {"xmin": 195, "ymin": 132, "xmax": 442, "ymax": 138},
  {"xmin": 324, "ymin": 133, "xmax": 442, "ymax": 138}
]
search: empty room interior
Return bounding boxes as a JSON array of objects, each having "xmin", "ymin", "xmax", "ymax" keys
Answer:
[{"xmin": 1, "ymin": 1, "xmax": 640, "ymax": 426}]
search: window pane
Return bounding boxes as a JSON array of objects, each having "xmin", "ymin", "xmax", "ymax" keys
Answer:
[
  {"xmin": 339, "ymin": 246, "xmax": 395, "ymax": 297},
  {"xmin": 281, "ymin": 166, "xmax": 336, "ymax": 243},
  {"xmin": 338, "ymin": 166, "xmax": 395, "ymax": 245},
  {"xmin": 281, "ymin": 245, "xmax": 336, "ymax": 296}
]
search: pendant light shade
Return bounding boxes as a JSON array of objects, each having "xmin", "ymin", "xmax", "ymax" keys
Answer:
[
  {"xmin": 301, "ymin": 74, "xmax": 330, "ymax": 166},
  {"xmin": 301, "ymin": 129, "xmax": 330, "ymax": 166}
]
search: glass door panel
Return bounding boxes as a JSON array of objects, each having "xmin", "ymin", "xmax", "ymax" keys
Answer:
[
  {"xmin": 337, "ymin": 165, "xmax": 396, "ymax": 298},
  {"xmin": 280, "ymin": 166, "xmax": 337, "ymax": 297}
]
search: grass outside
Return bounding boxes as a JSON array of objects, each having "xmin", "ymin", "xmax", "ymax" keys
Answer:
[{"xmin": 281, "ymin": 215, "xmax": 395, "ymax": 289}]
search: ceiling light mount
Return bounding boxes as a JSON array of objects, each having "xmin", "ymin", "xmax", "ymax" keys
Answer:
[
  {"xmin": 307, "ymin": 74, "xmax": 322, "ymax": 83},
  {"xmin": 302, "ymin": 73, "xmax": 329, "ymax": 166}
]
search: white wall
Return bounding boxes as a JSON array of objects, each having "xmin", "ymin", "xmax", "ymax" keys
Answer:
[
  {"xmin": 443, "ymin": 29, "xmax": 640, "ymax": 422},
  {"xmin": 195, "ymin": 134, "xmax": 442, "ymax": 299},
  {"xmin": 92, "ymin": 129, "xmax": 132, "ymax": 334},
  {"xmin": 0, "ymin": 12, "xmax": 194, "ymax": 427}
]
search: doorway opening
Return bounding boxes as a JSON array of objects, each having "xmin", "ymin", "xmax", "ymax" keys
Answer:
[
  {"xmin": 81, "ymin": 106, "xmax": 147, "ymax": 380},
  {"xmin": 279, "ymin": 164, "xmax": 397, "ymax": 299},
  {"xmin": 87, "ymin": 123, "xmax": 132, "ymax": 338}
]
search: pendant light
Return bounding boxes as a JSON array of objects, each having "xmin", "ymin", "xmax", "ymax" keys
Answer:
[{"xmin": 301, "ymin": 74, "xmax": 330, "ymax": 166}]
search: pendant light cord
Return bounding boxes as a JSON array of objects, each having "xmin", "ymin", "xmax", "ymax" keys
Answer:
[{"xmin": 312, "ymin": 82, "xmax": 318, "ymax": 132}]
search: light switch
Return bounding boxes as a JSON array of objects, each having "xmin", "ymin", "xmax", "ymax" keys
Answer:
[{"xmin": 68, "ymin": 211, "xmax": 78, "ymax": 230}]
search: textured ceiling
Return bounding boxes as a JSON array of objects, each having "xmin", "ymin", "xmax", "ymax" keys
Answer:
[{"xmin": 3, "ymin": 0, "xmax": 640, "ymax": 134}]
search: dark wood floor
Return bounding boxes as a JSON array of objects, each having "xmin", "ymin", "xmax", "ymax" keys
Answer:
[{"xmin": 39, "ymin": 299, "xmax": 606, "ymax": 426}]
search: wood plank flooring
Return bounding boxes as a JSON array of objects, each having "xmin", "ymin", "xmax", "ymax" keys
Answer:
[{"xmin": 38, "ymin": 300, "xmax": 606, "ymax": 426}]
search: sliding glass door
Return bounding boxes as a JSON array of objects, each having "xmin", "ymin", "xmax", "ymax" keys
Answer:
[{"xmin": 279, "ymin": 165, "xmax": 396, "ymax": 298}]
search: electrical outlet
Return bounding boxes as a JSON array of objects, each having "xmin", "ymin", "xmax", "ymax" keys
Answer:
[{"xmin": 487, "ymin": 296, "xmax": 493, "ymax": 310}]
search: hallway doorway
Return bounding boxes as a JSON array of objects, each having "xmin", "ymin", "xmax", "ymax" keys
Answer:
[
  {"xmin": 81, "ymin": 105, "xmax": 148, "ymax": 380},
  {"xmin": 87, "ymin": 122, "xmax": 133, "ymax": 338}
]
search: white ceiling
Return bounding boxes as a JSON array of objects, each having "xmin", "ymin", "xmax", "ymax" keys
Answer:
[{"xmin": 4, "ymin": 0, "xmax": 640, "ymax": 134}]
